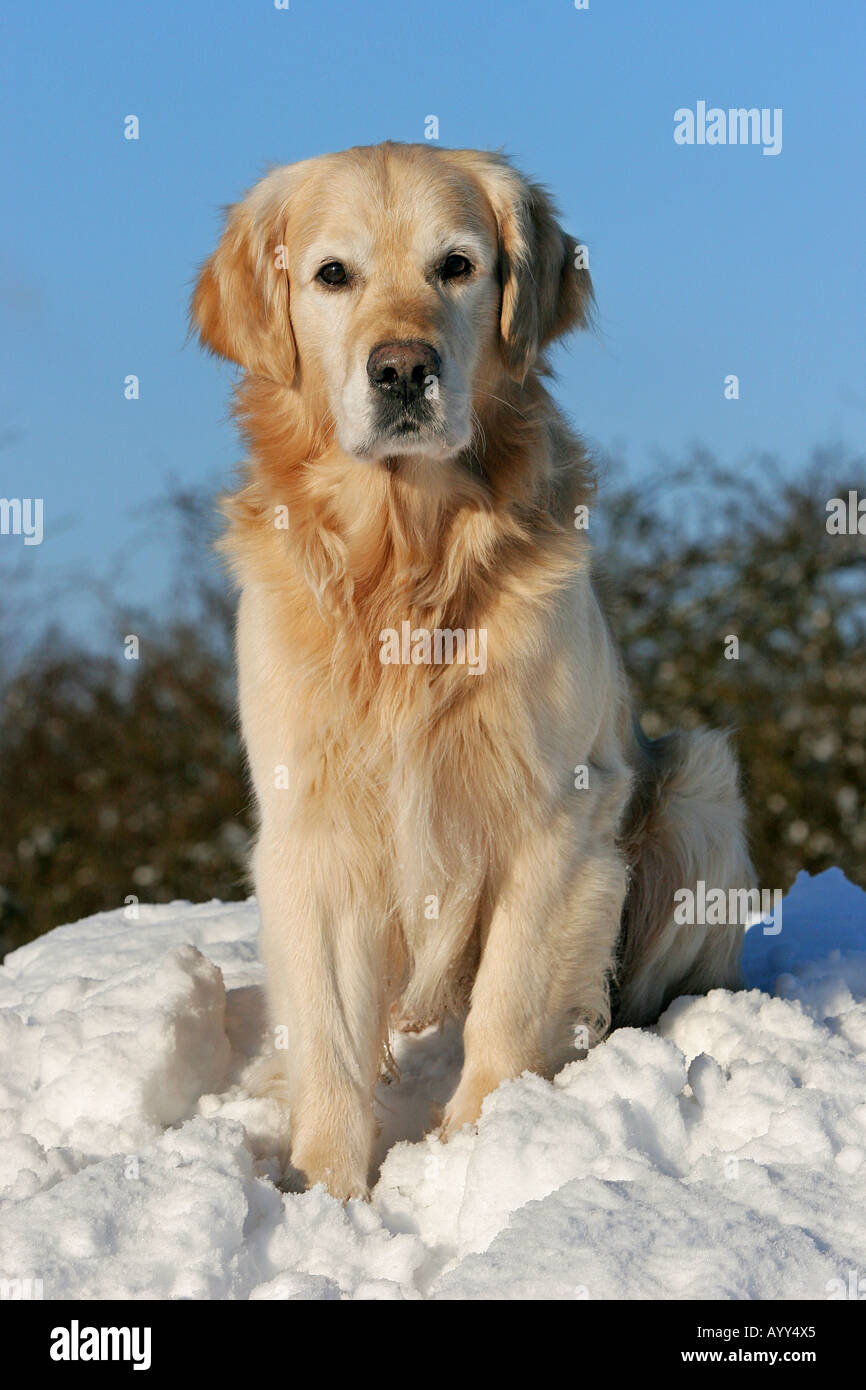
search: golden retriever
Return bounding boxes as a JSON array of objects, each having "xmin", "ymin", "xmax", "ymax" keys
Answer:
[{"xmin": 192, "ymin": 142, "xmax": 753, "ymax": 1200}]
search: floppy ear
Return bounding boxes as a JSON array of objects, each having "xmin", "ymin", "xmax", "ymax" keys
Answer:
[
  {"xmin": 191, "ymin": 169, "xmax": 300, "ymax": 384},
  {"xmin": 456, "ymin": 152, "xmax": 594, "ymax": 380}
]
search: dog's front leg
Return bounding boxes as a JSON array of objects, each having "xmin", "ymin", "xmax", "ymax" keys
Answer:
[
  {"xmin": 254, "ymin": 829, "xmax": 388, "ymax": 1201},
  {"xmin": 441, "ymin": 812, "xmax": 628, "ymax": 1137}
]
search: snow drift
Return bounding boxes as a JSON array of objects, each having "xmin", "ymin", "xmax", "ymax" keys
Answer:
[{"xmin": 1, "ymin": 869, "xmax": 864, "ymax": 1300}]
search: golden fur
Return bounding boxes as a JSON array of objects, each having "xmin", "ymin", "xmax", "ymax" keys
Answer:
[{"xmin": 192, "ymin": 142, "xmax": 753, "ymax": 1200}]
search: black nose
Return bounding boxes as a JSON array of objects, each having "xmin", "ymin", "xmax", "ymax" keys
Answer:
[{"xmin": 366, "ymin": 340, "xmax": 442, "ymax": 403}]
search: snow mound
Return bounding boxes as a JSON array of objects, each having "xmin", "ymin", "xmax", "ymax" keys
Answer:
[{"xmin": 1, "ymin": 870, "xmax": 864, "ymax": 1300}]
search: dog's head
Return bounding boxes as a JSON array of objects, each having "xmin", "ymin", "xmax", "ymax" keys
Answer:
[{"xmin": 192, "ymin": 143, "xmax": 592, "ymax": 466}]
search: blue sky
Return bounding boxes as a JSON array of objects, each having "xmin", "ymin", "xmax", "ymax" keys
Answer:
[{"xmin": 1, "ymin": 0, "xmax": 863, "ymax": 636}]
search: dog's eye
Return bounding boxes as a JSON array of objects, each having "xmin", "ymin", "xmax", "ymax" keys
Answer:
[
  {"xmin": 440, "ymin": 253, "xmax": 473, "ymax": 282},
  {"xmin": 316, "ymin": 261, "xmax": 349, "ymax": 287}
]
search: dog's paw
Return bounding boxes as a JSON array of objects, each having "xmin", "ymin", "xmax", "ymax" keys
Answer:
[
  {"xmin": 439, "ymin": 1085, "xmax": 487, "ymax": 1142},
  {"xmin": 304, "ymin": 1168, "xmax": 370, "ymax": 1203},
  {"xmin": 291, "ymin": 1147, "xmax": 370, "ymax": 1203}
]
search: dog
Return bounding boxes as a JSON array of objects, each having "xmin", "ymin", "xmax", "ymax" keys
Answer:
[{"xmin": 192, "ymin": 142, "xmax": 753, "ymax": 1200}]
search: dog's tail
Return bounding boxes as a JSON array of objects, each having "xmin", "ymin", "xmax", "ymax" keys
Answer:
[{"xmin": 614, "ymin": 724, "xmax": 754, "ymax": 1028}]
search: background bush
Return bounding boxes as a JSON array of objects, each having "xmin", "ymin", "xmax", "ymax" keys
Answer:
[{"xmin": 1, "ymin": 452, "xmax": 863, "ymax": 956}]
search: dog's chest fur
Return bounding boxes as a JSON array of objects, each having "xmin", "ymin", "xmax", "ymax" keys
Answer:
[{"xmin": 234, "ymin": 463, "xmax": 593, "ymax": 1018}]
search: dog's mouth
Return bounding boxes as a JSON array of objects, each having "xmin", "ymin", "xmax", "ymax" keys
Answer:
[
  {"xmin": 366, "ymin": 399, "xmax": 449, "ymax": 452},
  {"xmin": 390, "ymin": 417, "xmax": 421, "ymax": 433},
  {"xmin": 377, "ymin": 395, "xmax": 436, "ymax": 430},
  {"xmin": 343, "ymin": 386, "xmax": 469, "ymax": 463}
]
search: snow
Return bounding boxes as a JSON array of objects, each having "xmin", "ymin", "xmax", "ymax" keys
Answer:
[{"xmin": 1, "ymin": 869, "xmax": 864, "ymax": 1300}]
